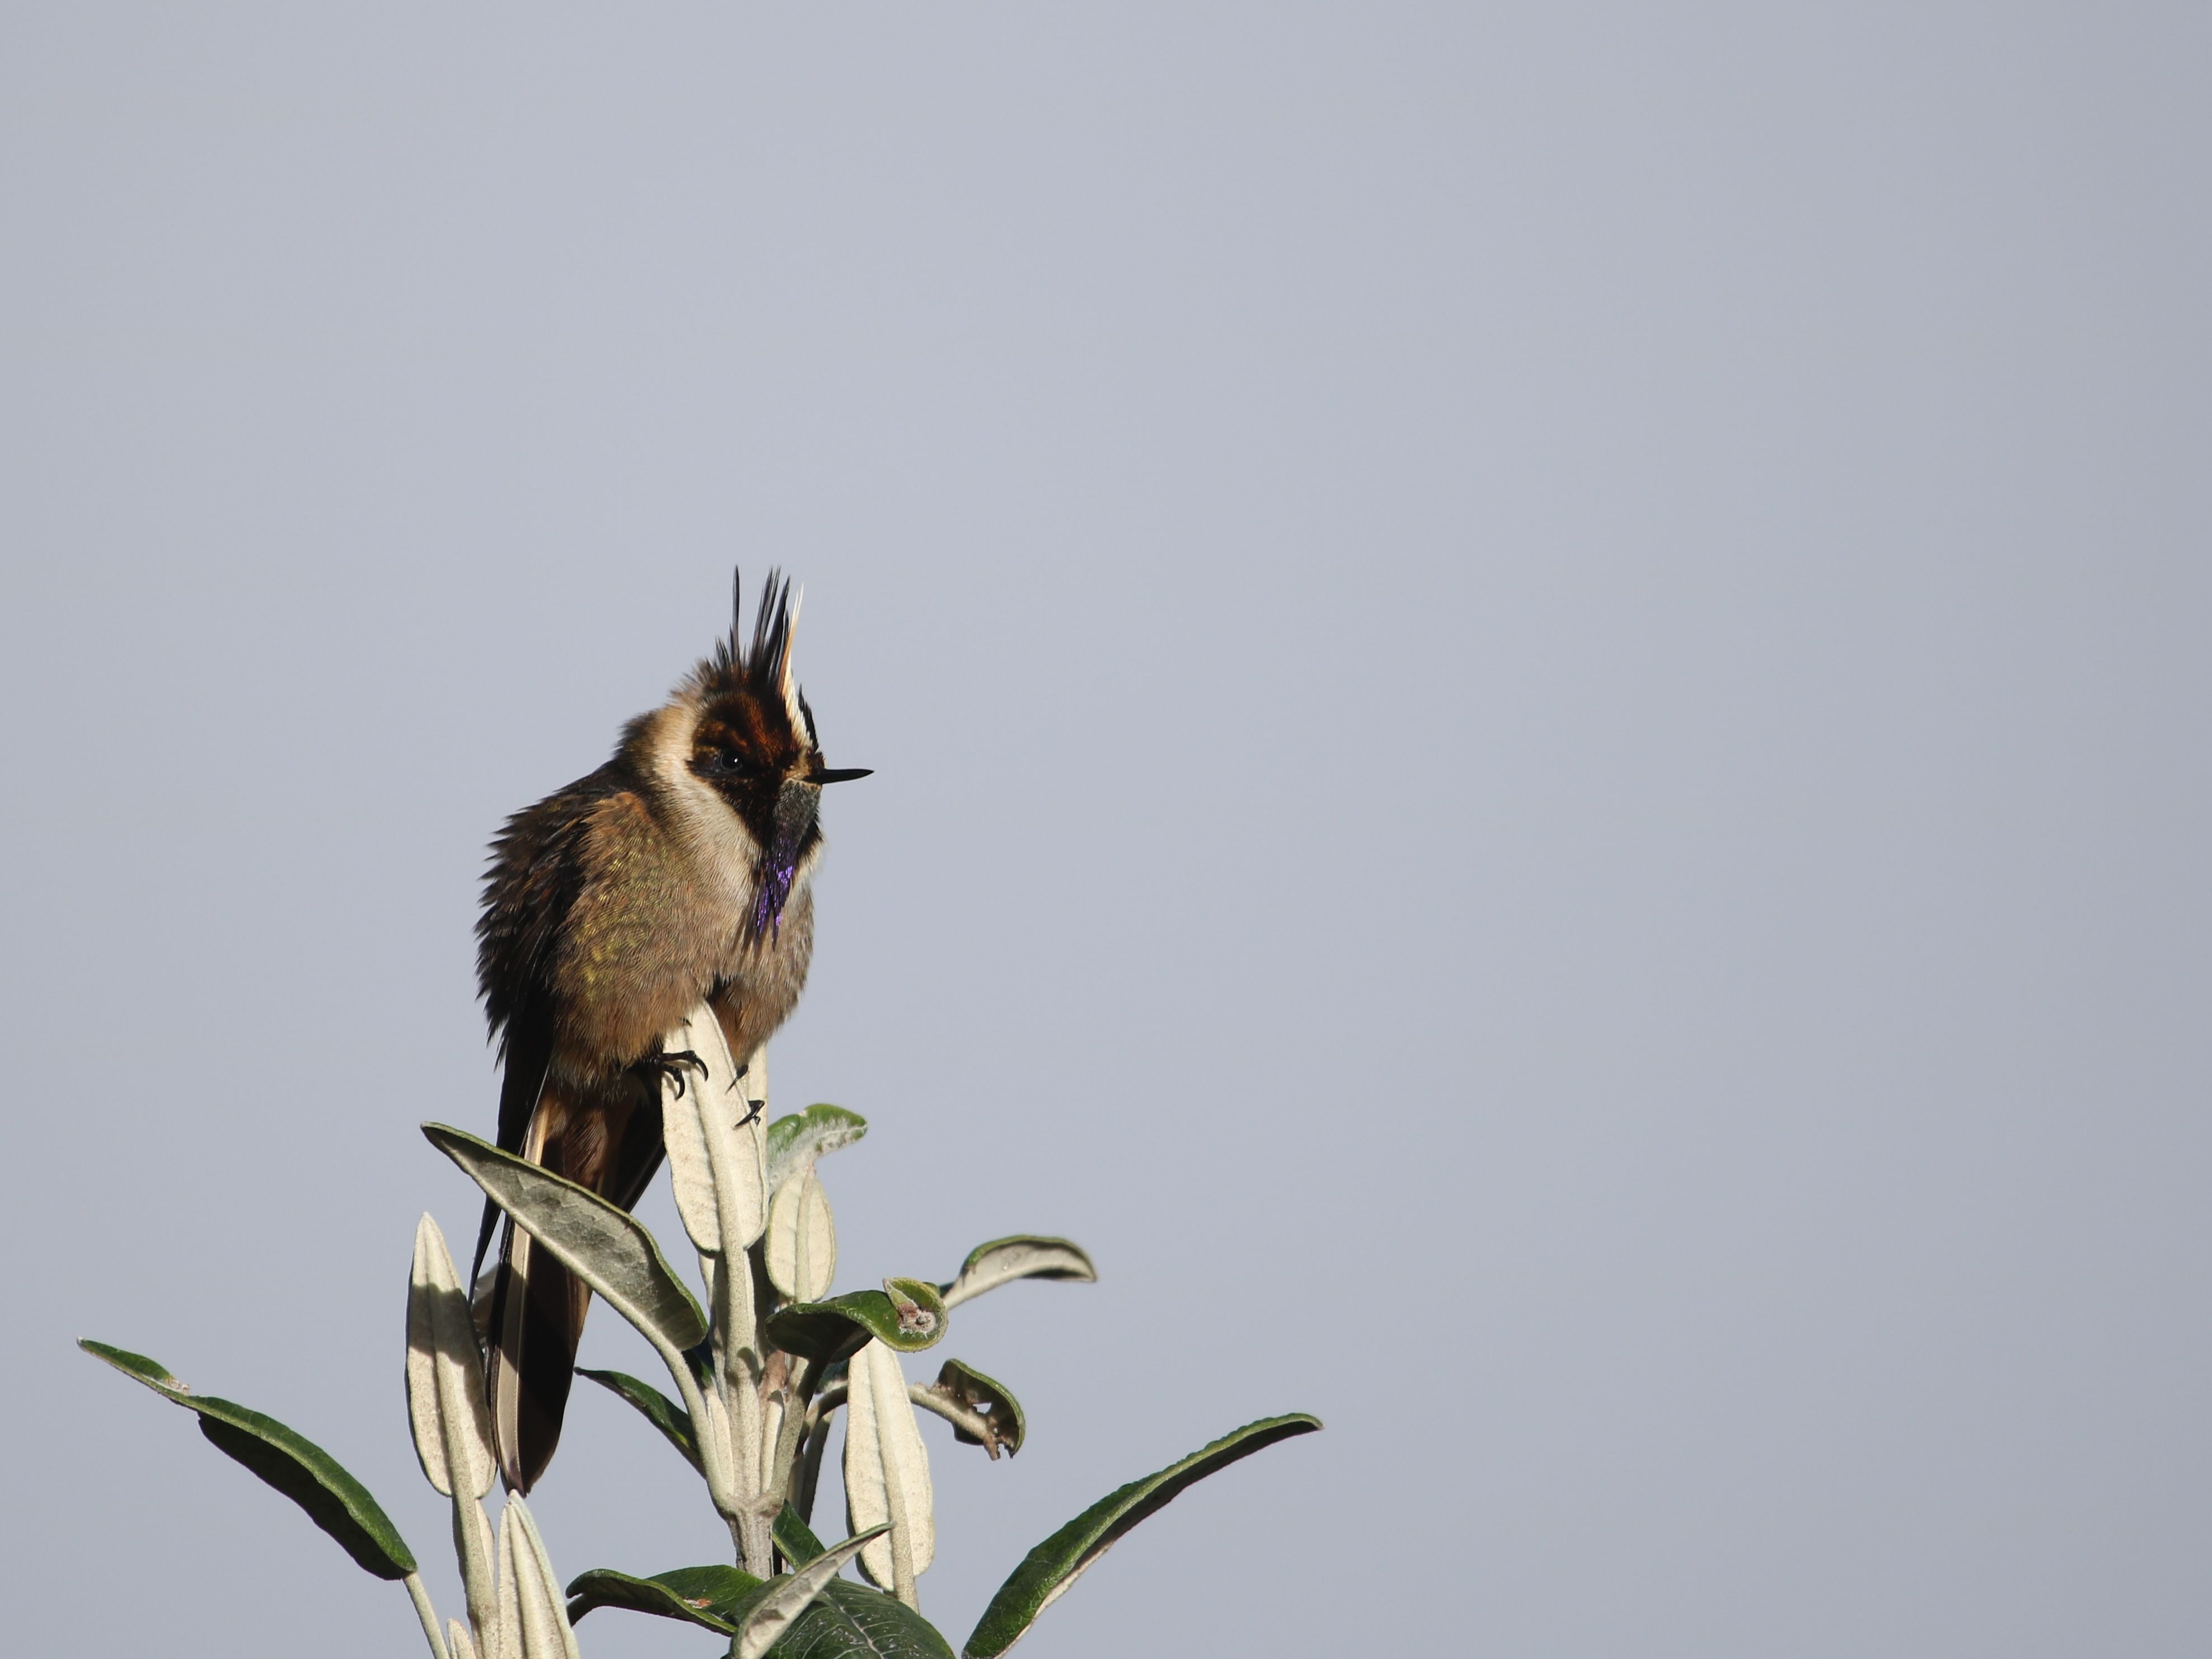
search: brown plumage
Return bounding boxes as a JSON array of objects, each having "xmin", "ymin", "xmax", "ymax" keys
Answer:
[{"xmin": 473, "ymin": 571, "xmax": 868, "ymax": 1491}]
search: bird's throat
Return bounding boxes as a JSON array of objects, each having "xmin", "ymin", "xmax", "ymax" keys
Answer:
[{"xmin": 749, "ymin": 778, "xmax": 821, "ymax": 941}]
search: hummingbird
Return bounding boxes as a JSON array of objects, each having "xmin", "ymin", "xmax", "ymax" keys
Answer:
[{"xmin": 471, "ymin": 570, "xmax": 868, "ymax": 1490}]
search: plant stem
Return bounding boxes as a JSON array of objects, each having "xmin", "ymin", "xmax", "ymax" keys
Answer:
[
  {"xmin": 660, "ymin": 1330, "xmax": 752, "ymax": 1560},
  {"xmin": 712, "ymin": 1264, "xmax": 761, "ymax": 1494},
  {"xmin": 765, "ymin": 1355, "xmax": 816, "ymax": 1501},
  {"xmin": 448, "ymin": 1488, "xmax": 500, "ymax": 1648},
  {"xmin": 696, "ymin": 1048, "xmax": 770, "ymax": 1573},
  {"xmin": 404, "ymin": 1571, "xmax": 449, "ymax": 1659},
  {"xmin": 738, "ymin": 1503, "xmax": 774, "ymax": 1575}
]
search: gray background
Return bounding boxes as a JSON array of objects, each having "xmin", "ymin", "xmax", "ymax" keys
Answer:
[{"xmin": 2, "ymin": 6, "xmax": 2206, "ymax": 1655}]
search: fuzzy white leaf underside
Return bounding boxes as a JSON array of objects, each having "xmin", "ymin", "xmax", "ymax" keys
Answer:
[
  {"xmin": 765, "ymin": 1168, "xmax": 836, "ymax": 1301},
  {"xmin": 943, "ymin": 1240, "xmax": 1096, "ymax": 1310},
  {"xmin": 844, "ymin": 1339, "xmax": 935, "ymax": 1590},
  {"xmin": 406, "ymin": 1214, "xmax": 498, "ymax": 1499},
  {"xmin": 493, "ymin": 1507, "xmax": 523, "ymax": 1659},
  {"xmin": 662, "ymin": 1007, "xmax": 768, "ymax": 1255},
  {"xmin": 507, "ymin": 1498, "xmax": 580, "ymax": 1659}
]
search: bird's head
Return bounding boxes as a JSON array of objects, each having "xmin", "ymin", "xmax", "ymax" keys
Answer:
[{"xmin": 677, "ymin": 569, "xmax": 869, "ymax": 939}]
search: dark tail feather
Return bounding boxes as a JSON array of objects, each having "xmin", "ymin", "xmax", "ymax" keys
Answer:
[
  {"xmin": 476, "ymin": 1025, "xmax": 553, "ymax": 1286},
  {"xmin": 485, "ymin": 1219, "xmax": 589, "ymax": 1493},
  {"xmin": 481, "ymin": 1076, "xmax": 670, "ymax": 1492},
  {"xmin": 470, "ymin": 1195, "xmax": 503, "ymax": 1290}
]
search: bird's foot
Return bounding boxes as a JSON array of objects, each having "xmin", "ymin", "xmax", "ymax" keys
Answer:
[
  {"xmin": 727, "ymin": 1060, "xmax": 764, "ymax": 1127},
  {"xmin": 643, "ymin": 1049, "xmax": 710, "ymax": 1099}
]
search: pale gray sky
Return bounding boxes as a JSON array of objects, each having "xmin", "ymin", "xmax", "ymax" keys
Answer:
[{"xmin": 3, "ymin": 6, "xmax": 2208, "ymax": 1656}]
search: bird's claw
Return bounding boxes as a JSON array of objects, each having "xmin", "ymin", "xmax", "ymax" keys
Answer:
[
  {"xmin": 648, "ymin": 1049, "xmax": 710, "ymax": 1099},
  {"xmin": 727, "ymin": 1058, "xmax": 763, "ymax": 1127}
]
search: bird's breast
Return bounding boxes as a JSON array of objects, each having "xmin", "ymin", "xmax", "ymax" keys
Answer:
[{"xmin": 551, "ymin": 782, "xmax": 815, "ymax": 1077}]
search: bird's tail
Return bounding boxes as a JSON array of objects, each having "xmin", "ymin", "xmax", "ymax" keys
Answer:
[
  {"xmin": 481, "ymin": 1084, "xmax": 667, "ymax": 1492},
  {"xmin": 484, "ymin": 1221, "xmax": 589, "ymax": 1493}
]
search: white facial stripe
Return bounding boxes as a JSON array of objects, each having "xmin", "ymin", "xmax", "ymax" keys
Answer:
[{"xmin": 646, "ymin": 702, "xmax": 763, "ymax": 891}]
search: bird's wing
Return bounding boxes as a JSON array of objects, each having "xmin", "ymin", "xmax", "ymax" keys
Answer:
[{"xmin": 471, "ymin": 760, "xmax": 631, "ymax": 1277}]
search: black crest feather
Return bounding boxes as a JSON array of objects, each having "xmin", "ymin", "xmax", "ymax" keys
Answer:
[{"xmin": 705, "ymin": 568, "xmax": 795, "ymax": 693}]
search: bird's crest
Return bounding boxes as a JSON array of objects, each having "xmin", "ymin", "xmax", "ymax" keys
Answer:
[{"xmin": 695, "ymin": 568, "xmax": 807, "ymax": 734}]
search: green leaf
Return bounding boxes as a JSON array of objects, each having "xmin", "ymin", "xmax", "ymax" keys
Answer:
[
  {"xmin": 775, "ymin": 1503, "xmax": 828, "ymax": 1567},
  {"xmin": 423, "ymin": 1123, "xmax": 707, "ymax": 1353},
  {"xmin": 938, "ymin": 1238, "xmax": 1095, "ymax": 1310},
  {"xmin": 731, "ymin": 1525, "xmax": 891, "ymax": 1659},
  {"xmin": 565, "ymin": 1564, "xmax": 760, "ymax": 1635},
  {"xmin": 700, "ymin": 1575, "xmax": 954, "ymax": 1659},
  {"xmin": 757, "ymin": 1578, "xmax": 956, "ymax": 1659},
  {"xmin": 962, "ymin": 1412, "xmax": 1322, "ymax": 1659},
  {"xmin": 765, "ymin": 1104, "xmax": 869, "ymax": 1193},
  {"xmin": 564, "ymin": 1557, "xmax": 941, "ymax": 1656},
  {"xmin": 575, "ymin": 1367, "xmax": 701, "ymax": 1475},
  {"xmin": 766, "ymin": 1280, "xmax": 947, "ymax": 1365},
  {"xmin": 78, "ymin": 1339, "xmax": 188, "ymax": 1396},
  {"xmin": 917, "ymin": 1360, "xmax": 1025, "ymax": 1459},
  {"xmin": 81, "ymin": 1338, "xmax": 417, "ymax": 1581}
]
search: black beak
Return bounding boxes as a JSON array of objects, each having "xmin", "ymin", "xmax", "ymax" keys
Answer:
[{"xmin": 813, "ymin": 767, "xmax": 873, "ymax": 784}]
